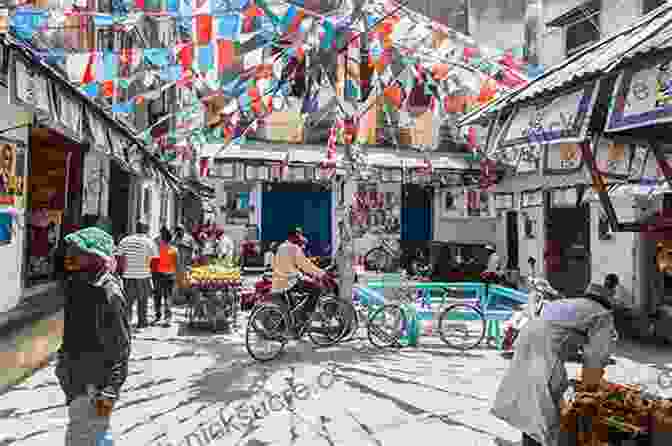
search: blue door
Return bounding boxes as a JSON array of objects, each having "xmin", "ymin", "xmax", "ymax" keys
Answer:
[
  {"xmin": 261, "ymin": 183, "xmax": 332, "ymax": 257},
  {"xmin": 401, "ymin": 184, "xmax": 433, "ymax": 267}
]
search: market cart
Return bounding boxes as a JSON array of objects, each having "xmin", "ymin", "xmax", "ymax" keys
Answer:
[{"xmin": 187, "ymin": 264, "xmax": 241, "ymax": 332}]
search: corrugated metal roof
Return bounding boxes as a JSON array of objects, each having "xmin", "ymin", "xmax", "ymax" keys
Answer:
[{"xmin": 458, "ymin": 2, "xmax": 672, "ymax": 126}]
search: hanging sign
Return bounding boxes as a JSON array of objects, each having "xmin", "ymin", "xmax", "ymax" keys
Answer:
[
  {"xmin": 494, "ymin": 193, "xmax": 514, "ymax": 210},
  {"xmin": 517, "ymin": 145, "xmax": 542, "ymax": 174},
  {"xmin": 56, "ymin": 92, "xmax": 83, "ymax": 141},
  {"xmin": 593, "ymin": 136, "xmax": 630, "ymax": 177},
  {"xmin": 606, "ymin": 61, "xmax": 672, "ymax": 132},
  {"xmin": 86, "ymin": 109, "xmax": 111, "ymax": 155},
  {"xmin": 521, "ymin": 189, "xmax": 543, "ymax": 207},
  {"xmin": 544, "ymin": 143, "xmax": 583, "ymax": 174},
  {"xmin": 9, "ymin": 52, "xmax": 52, "ymax": 116},
  {"xmin": 494, "ymin": 82, "xmax": 600, "ymax": 150}
]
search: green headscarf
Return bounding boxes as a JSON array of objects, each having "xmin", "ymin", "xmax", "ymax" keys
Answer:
[{"xmin": 64, "ymin": 226, "xmax": 115, "ymax": 259}]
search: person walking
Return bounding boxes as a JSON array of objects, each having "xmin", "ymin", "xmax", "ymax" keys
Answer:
[
  {"xmin": 118, "ymin": 221, "xmax": 157, "ymax": 329},
  {"xmin": 56, "ymin": 226, "xmax": 131, "ymax": 446},
  {"xmin": 155, "ymin": 227, "xmax": 178, "ymax": 326},
  {"xmin": 173, "ymin": 224, "xmax": 195, "ymax": 302}
]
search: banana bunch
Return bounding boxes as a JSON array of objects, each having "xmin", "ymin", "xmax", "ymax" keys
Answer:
[{"xmin": 189, "ymin": 266, "xmax": 241, "ymax": 289}]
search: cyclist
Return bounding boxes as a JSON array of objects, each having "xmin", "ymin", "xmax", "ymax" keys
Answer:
[{"xmin": 272, "ymin": 226, "xmax": 326, "ymax": 329}]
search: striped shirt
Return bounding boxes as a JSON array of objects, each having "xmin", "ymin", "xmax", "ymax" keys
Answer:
[{"xmin": 118, "ymin": 234, "xmax": 158, "ymax": 279}]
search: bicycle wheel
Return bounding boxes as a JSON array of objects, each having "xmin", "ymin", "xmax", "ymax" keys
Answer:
[
  {"xmin": 437, "ymin": 304, "xmax": 486, "ymax": 350},
  {"xmin": 367, "ymin": 304, "xmax": 405, "ymax": 348},
  {"xmin": 308, "ymin": 297, "xmax": 349, "ymax": 347},
  {"xmin": 364, "ymin": 247, "xmax": 391, "ymax": 272},
  {"xmin": 338, "ymin": 299, "xmax": 361, "ymax": 342},
  {"xmin": 245, "ymin": 304, "xmax": 288, "ymax": 362}
]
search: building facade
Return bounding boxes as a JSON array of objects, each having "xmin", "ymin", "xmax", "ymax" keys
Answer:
[{"xmin": 455, "ymin": 0, "xmax": 669, "ymax": 306}]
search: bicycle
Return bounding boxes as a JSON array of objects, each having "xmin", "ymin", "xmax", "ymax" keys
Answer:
[
  {"xmin": 366, "ymin": 272, "xmax": 488, "ymax": 350},
  {"xmin": 245, "ymin": 281, "xmax": 349, "ymax": 362},
  {"xmin": 363, "ymin": 235, "xmax": 402, "ymax": 272}
]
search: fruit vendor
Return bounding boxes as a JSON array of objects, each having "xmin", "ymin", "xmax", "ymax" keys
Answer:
[{"xmin": 491, "ymin": 283, "xmax": 617, "ymax": 446}]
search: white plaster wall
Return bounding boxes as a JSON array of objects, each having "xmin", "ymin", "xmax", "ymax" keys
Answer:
[
  {"xmin": 589, "ymin": 198, "xmax": 638, "ymax": 307},
  {"xmin": 433, "ymin": 187, "xmax": 498, "ymax": 245},
  {"xmin": 539, "ymin": 0, "xmax": 643, "ymax": 68},
  {"xmin": 81, "ymin": 150, "xmax": 110, "ymax": 217},
  {"xmin": 0, "ymin": 87, "xmax": 31, "ymax": 312}
]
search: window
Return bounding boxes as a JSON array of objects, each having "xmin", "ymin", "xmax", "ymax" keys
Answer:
[
  {"xmin": 565, "ymin": 12, "xmax": 600, "ymax": 56},
  {"xmin": 547, "ymin": 1, "xmax": 601, "ymax": 57},
  {"xmin": 643, "ymin": 0, "xmax": 666, "ymax": 14}
]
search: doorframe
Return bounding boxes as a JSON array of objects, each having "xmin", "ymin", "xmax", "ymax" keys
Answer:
[
  {"xmin": 506, "ymin": 210, "xmax": 519, "ymax": 270},
  {"xmin": 544, "ymin": 190, "xmax": 592, "ymax": 293}
]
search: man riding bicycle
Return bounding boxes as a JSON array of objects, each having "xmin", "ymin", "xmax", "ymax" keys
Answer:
[{"xmin": 271, "ymin": 226, "xmax": 326, "ymax": 328}]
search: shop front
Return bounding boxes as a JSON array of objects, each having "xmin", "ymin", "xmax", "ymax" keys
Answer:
[
  {"xmin": 209, "ymin": 143, "xmax": 468, "ymax": 270},
  {"xmin": 0, "ymin": 37, "xmax": 186, "ymax": 318},
  {"xmin": 458, "ymin": 5, "xmax": 672, "ymax": 339}
]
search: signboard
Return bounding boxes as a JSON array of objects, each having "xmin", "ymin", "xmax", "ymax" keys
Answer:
[
  {"xmin": 9, "ymin": 53, "xmax": 51, "ymax": 115},
  {"xmin": 521, "ymin": 189, "xmax": 543, "ymax": 207},
  {"xmin": 544, "ymin": 143, "xmax": 583, "ymax": 173},
  {"xmin": 517, "ymin": 145, "xmax": 542, "ymax": 174},
  {"xmin": 495, "ymin": 82, "xmax": 599, "ymax": 150},
  {"xmin": 56, "ymin": 92, "xmax": 83, "ymax": 141},
  {"xmin": 606, "ymin": 61, "xmax": 672, "ymax": 132},
  {"xmin": 86, "ymin": 109, "xmax": 111, "ymax": 154},
  {"xmin": 494, "ymin": 193, "xmax": 514, "ymax": 209},
  {"xmin": 491, "ymin": 145, "xmax": 521, "ymax": 167},
  {"xmin": 629, "ymin": 145, "xmax": 649, "ymax": 181},
  {"xmin": 593, "ymin": 136, "xmax": 630, "ymax": 177}
]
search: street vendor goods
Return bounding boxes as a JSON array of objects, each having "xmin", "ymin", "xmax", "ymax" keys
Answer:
[
  {"xmin": 561, "ymin": 380, "xmax": 672, "ymax": 439},
  {"xmin": 189, "ymin": 265, "xmax": 241, "ymax": 289}
]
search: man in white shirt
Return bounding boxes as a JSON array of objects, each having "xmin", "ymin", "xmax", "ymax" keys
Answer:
[
  {"xmin": 217, "ymin": 233, "xmax": 234, "ymax": 260},
  {"xmin": 118, "ymin": 221, "xmax": 158, "ymax": 329}
]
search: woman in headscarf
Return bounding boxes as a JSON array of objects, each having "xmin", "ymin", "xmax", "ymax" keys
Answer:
[
  {"xmin": 492, "ymin": 283, "xmax": 616, "ymax": 446},
  {"xmin": 56, "ymin": 226, "xmax": 131, "ymax": 446}
]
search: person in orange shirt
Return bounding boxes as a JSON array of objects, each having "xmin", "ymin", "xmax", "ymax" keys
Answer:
[{"xmin": 154, "ymin": 227, "xmax": 178, "ymax": 326}]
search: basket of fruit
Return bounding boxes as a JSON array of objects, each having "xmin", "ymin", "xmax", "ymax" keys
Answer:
[{"xmin": 189, "ymin": 265, "xmax": 242, "ymax": 290}]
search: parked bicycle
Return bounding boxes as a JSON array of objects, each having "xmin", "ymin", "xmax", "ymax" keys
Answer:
[
  {"xmin": 364, "ymin": 271, "xmax": 493, "ymax": 350},
  {"xmin": 245, "ymin": 266, "xmax": 348, "ymax": 361}
]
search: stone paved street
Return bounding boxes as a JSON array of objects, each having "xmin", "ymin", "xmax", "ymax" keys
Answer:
[{"xmin": 1, "ymin": 306, "xmax": 672, "ymax": 446}]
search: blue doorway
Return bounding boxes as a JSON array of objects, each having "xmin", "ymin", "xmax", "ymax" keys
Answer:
[
  {"xmin": 261, "ymin": 182, "xmax": 333, "ymax": 257},
  {"xmin": 401, "ymin": 184, "xmax": 433, "ymax": 267}
]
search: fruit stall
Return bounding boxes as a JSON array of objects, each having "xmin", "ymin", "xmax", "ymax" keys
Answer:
[
  {"xmin": 187, "ymin": 263, "xmax": 242, "ymax": 331},
  {"xmin": 560, "ymin": 379, "xmax": 672, "ymax": 445}
]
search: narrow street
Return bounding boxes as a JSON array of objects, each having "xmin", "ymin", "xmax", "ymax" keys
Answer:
[{"xmin": 1, "ymin": 304, "xmax": 671, "ymax": 446}]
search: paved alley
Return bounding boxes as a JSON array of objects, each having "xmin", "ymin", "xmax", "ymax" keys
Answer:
[{"xmin": 1, "ymin": 307, "xmax": 672, "ymax": 446}]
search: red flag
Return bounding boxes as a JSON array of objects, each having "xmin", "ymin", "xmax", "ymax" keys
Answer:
[
  {"xmin": 196, "ymin": 15, "xmax": 213, "ymax": 45},
  {"xmin": 135, "ymin": 0, "xmax": 144, "ymax": 9},
  {"xmin": 200, "ymin": 158, "xmax": 210, "ymax": 177},
  {"xmin": 217, "ymin": 39, "xmax": 235, "ymax": 72},
  {"xmin": 81, "ymin": 52, "xmax": 95, "ymax": 85},
  {"xmin": 179, "ymin": 44, "xmax": 193, "ymax": 71},
  {"xmin": 102, "ymin": 80, "xmax": 115, "ymax": 98}
]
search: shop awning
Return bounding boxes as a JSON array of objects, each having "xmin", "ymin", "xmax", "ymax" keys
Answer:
[
  {"xmin": 4, "ymin": 37, "xmax": 186, "ymax": 190},
  {"xmin": 458, "ymin": 3, "xmax": 672, "ymax": 127}
]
